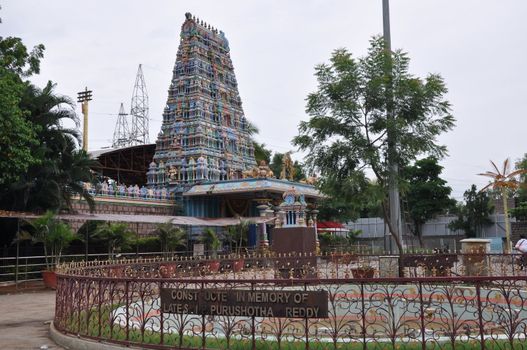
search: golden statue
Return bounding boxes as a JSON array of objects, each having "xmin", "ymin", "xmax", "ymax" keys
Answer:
[{"xmin": 280, "ymin": 152, "xmax": 295, "ymax": 181}]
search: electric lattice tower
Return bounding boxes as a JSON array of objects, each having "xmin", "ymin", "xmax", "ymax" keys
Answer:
[
  {"xmin": 130, "ymin": 64, "xmax": 150, "ymax": 145},
  {"xmin": 147, "ymin": 13, "xmax": 256, "ymax": 189},
  {"xmin": 112, "ymin": 103, "xmax": 131, "ymax": 148}
]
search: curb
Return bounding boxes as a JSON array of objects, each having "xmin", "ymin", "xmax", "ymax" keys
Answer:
[{"xmin": 49, "ymin": 322, "xmax": 142, "ymax": 350}]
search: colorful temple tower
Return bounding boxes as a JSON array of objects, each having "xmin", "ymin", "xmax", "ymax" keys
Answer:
[{"xmin": 148, "ymin": 12, "xmax": 256, "ymax": 192}]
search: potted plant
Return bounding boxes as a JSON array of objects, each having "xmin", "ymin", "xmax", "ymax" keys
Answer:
[
  {"xmin": 226, "ymin": 219, "xmax": 252, "ymax": 273},
  {"xmin": 22, "ymin": 211, "xmax": 77, "ymax": 289},
  {"xmin": 155, "ymin": 221, "xmax": 187, "ymax": 277},
  {"xmin": 199, "ymin": 228, "xmax": 221, "ymax": 273},
  {"xmin": 350, "ymin": 262, "xmax": 375, "ymax": 278},
  {"xmin": 351, "ymin": 266, "xmax": 375, "ymax": 278},
  {"xmin": 92, "ymin": 222, "xmax": 134, "ymax": 277}
]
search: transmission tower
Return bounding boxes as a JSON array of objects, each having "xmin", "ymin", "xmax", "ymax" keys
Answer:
[
  {"xmin": 130, "ymin": 64, "xmax": 149, "ymax": 145},
  {"xmin": 112, "ymin": 103, "xmax": 132, "ymax": 148}
]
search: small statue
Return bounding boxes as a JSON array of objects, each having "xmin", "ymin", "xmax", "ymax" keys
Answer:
[
  {"xmin": 280, "ymin": 152, "xmax": 295, "ymax": 181},
  {"xmin": 101, "ymin": 181, "xmax": 108, "ymax": 195},
  {"xmin": 108, "ymin": 182, "xmax": 115, "ymax": 196}
]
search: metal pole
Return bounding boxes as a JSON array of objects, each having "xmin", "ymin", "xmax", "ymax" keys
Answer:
[
  {"xmin": 383, "ymin": 0, "xmax": 403, "ymax": 253},
  {"xmin": 15, "ymin": 219, "xmax": 20, "ymax": 289},
  {"xmin": 82, "ymin": 100, "xmax": 88, "ymax": 151},
  {"xmin": 85, "ymin": 224, "xmax": 89, "ymax": 261}
]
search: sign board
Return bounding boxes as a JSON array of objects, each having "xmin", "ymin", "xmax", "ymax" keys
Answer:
[
  {"xmin": 193, "ymin": 243, "xmax": 205, "ymax": 257},
  {"xmin": 160, "ymin": 288, "xmax": 328, "ymax": 318}
]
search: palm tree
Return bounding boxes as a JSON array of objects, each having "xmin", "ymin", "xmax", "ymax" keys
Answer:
[
  {"xmin": 226, "ymin": 219, "xmax": 251, "ymax": 255},
  {"xmin": 3, "ymin": 81, "xmax": 96, "ymax": 212},
  {"xmin": 199, "ymin": 228, "xmax": 221, "ymax": 257},
  {"xmin": 21, "ymin": 211, "xmax": 77, "ymax": 269},
  {"xmin": 479, "ymin": 158, "xmax": 527, "ymax": 253},
  {"xmin": 93, "ymin": 222, "xmax": 134, "ymax": 259},
  {"xmin": 154, "ymin": 221, "xmax": 187, "ymax": 256}
]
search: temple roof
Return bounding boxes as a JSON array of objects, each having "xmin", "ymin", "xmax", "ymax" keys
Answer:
[{"xmin": 183, "ymin": 178, "xmax": 323, "ymax": 199}]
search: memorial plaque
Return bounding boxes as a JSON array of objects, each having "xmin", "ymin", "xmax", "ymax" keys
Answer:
[
  {"xmin": 160, "ymin": 288, "xmax": 328, "ymax": 318},
  {"xmin": 193, "ymin": 243, "xmax": 205, "ymax": 257}
]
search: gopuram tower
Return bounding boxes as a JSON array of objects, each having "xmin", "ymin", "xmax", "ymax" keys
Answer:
[{"xmin": 148, "ymin": 13, "xmax": 256, "ymax": 192}]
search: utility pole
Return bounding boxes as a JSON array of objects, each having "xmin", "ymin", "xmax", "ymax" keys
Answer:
[
  {"xmin": 383, "ymin": 0, "xmax": 403, "ymax": 253},
  {"xmin": 77, "ymin": 87, "xmax": 93, "ymax": 151}
]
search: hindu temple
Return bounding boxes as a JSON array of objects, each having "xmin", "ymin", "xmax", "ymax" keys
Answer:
[{"xmin": 144, "ymin": 13, "xmax": 322, "ymax": 218}]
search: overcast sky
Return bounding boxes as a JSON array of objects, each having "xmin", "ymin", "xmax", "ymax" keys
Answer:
[{"xmin": 3, "ymin": 1, "xmax": 527, "ymax": 200}]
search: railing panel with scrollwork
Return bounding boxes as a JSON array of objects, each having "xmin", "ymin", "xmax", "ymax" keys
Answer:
[{"xmin": 54, "ymin": 254, "xmax": 527, "ymax": 349}]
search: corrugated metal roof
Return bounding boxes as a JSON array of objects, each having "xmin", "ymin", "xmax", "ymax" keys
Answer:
[{"xmin": 0, "ymin": 210, "xmax": 274, "ymax": 227}]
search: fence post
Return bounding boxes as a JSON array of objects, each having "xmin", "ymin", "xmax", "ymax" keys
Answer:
[
  {"xmin": 15, "ymin": 218, "xmax": 20, "ymax": 289},
  {"xmin": 475, "ymin": 281, "xmax": 486, "ymax": 350}
]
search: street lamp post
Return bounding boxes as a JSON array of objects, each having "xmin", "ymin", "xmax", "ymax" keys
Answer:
[{"xmin": 77, "ymin": 87, "xmax": 93, "ymax": 151}]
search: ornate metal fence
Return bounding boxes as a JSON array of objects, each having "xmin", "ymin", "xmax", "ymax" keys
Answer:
[{"xmin": 54, "ymin": 254, "xmax": 527, "ymax": 349}]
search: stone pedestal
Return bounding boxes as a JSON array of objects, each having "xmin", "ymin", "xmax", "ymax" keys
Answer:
[
  {"xmin": 460, "ymin": 238, "xmax": 491, "ymax": 276},
  {"xmin": 379, "ymin": 256, "xmax": 399, "ymax": 278},
  {"xmin": 271, "ymin": 227, "xmax": 317, "ymax": 277}
]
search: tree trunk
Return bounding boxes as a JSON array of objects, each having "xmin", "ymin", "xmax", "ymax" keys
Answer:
[
  {"xmin": 502, "ymin": 189, "xmax": 511, "ymax": 254},
  {"xmin": 382, "ymin": 200, "xmax": 404, "ymax": 252}
]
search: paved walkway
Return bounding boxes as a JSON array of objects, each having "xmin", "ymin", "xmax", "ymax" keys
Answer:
[{"xmin": 0, "ymin": 290, "xmax": 64, "ymax": 349}]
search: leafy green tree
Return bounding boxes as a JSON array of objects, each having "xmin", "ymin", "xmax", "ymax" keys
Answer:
[
  {"xmin": 269, "ymin": 152, "xmax": 306, "ymax": 181},
  {"xmin": 269, "ymin": 153, "xmax": 283, "ymax": 176},
  {"xmin": 93, "ymin": 222, "xmax": 135, "ymax": 258},
  {"xmin": 293, "ymin": 37, "xmax": 454, "ymax": 250},
  {"xmin": 515, "ymin": 154, "xmax": 527, "ymax": 203},
  {"xmin": 448, "ymin": 185, "xmax": 494, "ymax": 238},
  {"xmin": 154, "ymin": 221, "xmax": 187, "ymax": 256},
  {"xmin": 0, "ymin": 37, "xmax": 43, "ymax": 185},
  {"xmin": 253, "ymin": 142, "xmax": 272, "ymax": 164},
  {"xmin": 403, "ymin": 157, "xmax": 455, "ymax": 247},
  {"xmin": 1, "ymin": 82, "xmax": 97, "ymax": 212},
  {"xmin": 317, "ymin": 172, "xmax": 383, "ymax": 222}
]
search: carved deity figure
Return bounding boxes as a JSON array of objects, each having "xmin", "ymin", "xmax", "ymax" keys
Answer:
[{"xmin": 280, "ymin": 152, "xmax": 295, "ymax": 181}]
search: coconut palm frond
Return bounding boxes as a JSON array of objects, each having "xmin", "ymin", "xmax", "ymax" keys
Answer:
[
  {"xmin": 479, "ymin": 182, "xmax": 494, "ymax": 193},
  {"xmin": 477, "ymin": 172, "xmax": 499, "ymax": 179},
  {"xmin": 507, "ymin": 169, "xmax": 527, "ymax": 179},
  {"xmin": 502, "ymin": 158, "xmax": 510, "ymax": 176},
  {"xmin": 490, "ymin": 160, "xmax": 502, "ymax": 176}
]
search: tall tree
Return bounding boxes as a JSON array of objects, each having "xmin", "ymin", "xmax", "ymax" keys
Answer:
[
  {"xmin": 293, "ymin": 37, "xmax": 454, "ymax": 251},
  {"xmin": 448, "ymin": 185, "xmax": 494, "ymax": 238},
  {"xmin": 0, "ymin": 37, "xmax": 44, "ymax": 185},
  {"xmin": 1, "ymin": 82, "xmax": 97, "ymax": 212},
  {"xmin": 402, "ymin": 157, "xmax": 455, "ymax": 247},
  {"xmin": 317, "ymin": 172, "xmax": 383, "ymax": 222},
  {"xmin": 515, "ymin": 154, "xmax": 527, "ymax": 203},
  {"xmin": 269, "ymin": 152, "xmax": 306, "ymax": 181},
  {"xmin": 253, "ymin": 142, "xmax": 272, "ymax": 165}
]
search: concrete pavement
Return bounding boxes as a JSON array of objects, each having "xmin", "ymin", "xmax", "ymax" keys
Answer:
[{"xmin": 0, "ymin": 290, "xmax": 64, "ymax": 350}]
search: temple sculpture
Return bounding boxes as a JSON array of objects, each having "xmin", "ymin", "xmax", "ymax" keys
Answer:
[{"xmin": 148, "ymin": 12, "xmax": 256, "ymax": 191}]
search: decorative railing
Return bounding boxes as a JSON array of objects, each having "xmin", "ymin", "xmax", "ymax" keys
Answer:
[
  {"xmin": 79, "ymin": 181, "xmax": 172, "ymax": 201},
  {"xmin": 54, "ymin": 254, "xmax": 527, "ymax": 349}
]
